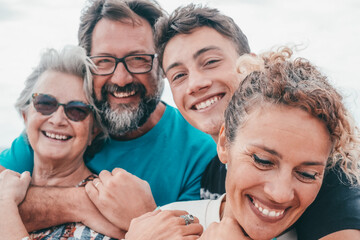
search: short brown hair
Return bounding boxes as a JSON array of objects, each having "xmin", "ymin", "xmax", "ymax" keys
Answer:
[
  {"xmin": 78, "ymin": 0, "xmax": 164, "ymax": 55},
  {"xmin": 154, "ymin": 3, "xmax": 250, "ymax": 69}
]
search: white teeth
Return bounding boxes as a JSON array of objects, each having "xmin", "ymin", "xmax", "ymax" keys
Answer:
[
  {"xmin": 45, "ymin": 132, "xmax": 69, "ymax": 140},
  {"xmin": 113, "ymin": 90, "xmax": 136, "ymax": 98},
  {"xmin": 194, "ymin": 95, "xmax": 221, "ymax": 110},
  {"xmin": 269, "ymin": 211, "xmax": 276, "ymax": 217},
  {"xmin": 252, "ymin": 198, "xmax": 285, "ymax": 218}
]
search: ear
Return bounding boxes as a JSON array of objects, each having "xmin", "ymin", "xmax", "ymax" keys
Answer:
[{"xmin": 217, "ymin": 124, "xmax": 229, "ymax": 164}]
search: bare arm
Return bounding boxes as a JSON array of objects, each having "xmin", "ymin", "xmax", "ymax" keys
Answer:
[
  {"xmin": 0, "ymin": 201, "xmax": 29, "ymax": 239},
  {"xmin": 18, "ymin": 184, "xmax": 124, "ymax": 238},
  {"xmin": 319, "ymin": 230, "xmax": 360, "ymax": 240},
  {"xmin": 0, "ymin": 165, "xmax": 123, "ymax": 238},
  {"xmin": 0, "ymin": 170, "xmax": 30, "ymax": 240}
]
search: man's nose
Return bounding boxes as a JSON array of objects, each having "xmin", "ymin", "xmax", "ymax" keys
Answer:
[
  {"xmin": 111, "ymin": 61, "xmax": 134, "ymax": 87},
  {"xmin": 186, "ymin": 71, "xmax": 212, "ymax": 95}
]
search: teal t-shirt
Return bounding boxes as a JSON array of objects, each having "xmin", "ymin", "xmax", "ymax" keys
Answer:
[{"xmin": 0, "ymin": 104, "xmax": 217, "ymax": 206}]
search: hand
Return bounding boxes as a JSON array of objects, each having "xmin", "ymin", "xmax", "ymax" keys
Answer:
[
  {"xmin": 0, "ymin": 170, "xmax": 31, "ymax": 205},
  {"xmin": 79, "ymin": 189, "xmax": 126, "ymax": 239},
  {"xmin": 199, "ymin": 217, "xmax": 251, "ymax": 240},
  {"xmin": 85, "ymin": 168, "xmax": 157, "ymax": 230},
  {"xmin": 125, "ymin": 210, "xmax": 203, "ymax": 240}
]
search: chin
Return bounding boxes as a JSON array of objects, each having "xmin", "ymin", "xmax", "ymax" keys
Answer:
[{"xmin": 244, "ymin": 226, "xmax": 284, "ymax": 240}]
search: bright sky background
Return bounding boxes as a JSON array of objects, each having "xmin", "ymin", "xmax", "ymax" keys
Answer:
[{"xmin": 0, "ymin": 0, "xmax": 359, "ymax": 147}]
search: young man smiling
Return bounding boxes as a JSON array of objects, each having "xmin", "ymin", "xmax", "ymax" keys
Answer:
[{"xmin": 155, "ymin": 4, "xmax": 360, "ymax": 240}]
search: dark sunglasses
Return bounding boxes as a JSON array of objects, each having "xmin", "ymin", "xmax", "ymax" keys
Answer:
[{"xmin": 32, "ymin": 93, "xmax": 93, "ymax": 122}]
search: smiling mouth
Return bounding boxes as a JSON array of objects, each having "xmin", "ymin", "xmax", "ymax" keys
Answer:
[
  {"xmin": 43, "ymin": 131, "xmax": 72, "ymax": 141},
  {"xmin": 192, "ymin": 94, "xmax": 224, "ymax": 110},
  {"xmin": 112, "ymin": 90, "xmax": 136, "ymax": 98},
  {"xmin": 248, "ymin": 195, "xmax": 286, "ymax": 219}
]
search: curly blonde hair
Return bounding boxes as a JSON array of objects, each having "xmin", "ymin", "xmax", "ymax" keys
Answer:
[{"xmin": 225, "ymin": 47, "xmax": 360, "ymax": 185}]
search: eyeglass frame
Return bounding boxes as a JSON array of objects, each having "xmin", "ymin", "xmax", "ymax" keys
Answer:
[{"xmin": 89, "ymin": 54, "xmax": 157, "ymax": 76}]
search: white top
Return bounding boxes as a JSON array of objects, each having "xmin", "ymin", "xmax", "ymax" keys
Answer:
[
  {"xmin": 161, "ymin": 194, "xmax": 297, "ymax": 240},
  {"xmin": 161, "ymin": 194, "xmax": 224, "ymax": 229}
]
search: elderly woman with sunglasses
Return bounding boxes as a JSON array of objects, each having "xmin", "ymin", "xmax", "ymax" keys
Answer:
[{"xmin": 0, "ymin": 45, "xmax": 124, "ymax": 239}]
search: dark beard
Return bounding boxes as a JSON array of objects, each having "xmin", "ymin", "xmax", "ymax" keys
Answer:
[{"xmin": 95, "ymin": 82, "xmax": 161, "ymax": 137}]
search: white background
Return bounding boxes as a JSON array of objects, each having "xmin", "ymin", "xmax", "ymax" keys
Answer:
[{"xmin": 0, "ymin": 0, "xmax": 359, "ymax": 148}]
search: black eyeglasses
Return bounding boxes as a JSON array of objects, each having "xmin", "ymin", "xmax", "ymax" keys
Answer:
[
  {"xmin": 90, "ymin": 54, "xmax": 157, "ymax": 76},
  {"xmin": 32, "ymin": 93, "xmax": 93, "ymax": 122}
]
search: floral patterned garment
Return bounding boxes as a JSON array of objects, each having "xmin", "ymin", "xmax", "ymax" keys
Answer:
[{"xmin": 29, "ymin": 174, "xmax": 117, "ymax": 240}]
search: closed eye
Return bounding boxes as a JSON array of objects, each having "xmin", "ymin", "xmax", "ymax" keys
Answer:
[
  {"xmin": 253, "ymin": 154, "xmax": 274, "ymax": 169},
  {"xmin": 295, "ymin": 171, "xmax": 319, "ymax": 183},
  {"xmin": 204, "ymin": 59, "xmax": 221, "ymax": 67}
]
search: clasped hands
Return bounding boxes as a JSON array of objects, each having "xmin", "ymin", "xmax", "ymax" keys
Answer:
[{"xmin": 84, "ymin": 168, "xmax": 251, "ymax": 240}]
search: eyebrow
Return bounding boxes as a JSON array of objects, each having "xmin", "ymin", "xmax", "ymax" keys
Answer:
[
  {"xmin": 91, "ymin": 50, "xmax": 151, "ymax": 57},
  {"xmin": 252, "ymin": 144, "xmax": 283, "ymax": 158},
  {"xmin": 164, "ymin": 46, "xmax": 221, "ymax": 74},
  {"xmin": 251, "ymin": 144, "xmax": 326, "ymax": 166},
  {"xmin": 193, "ymin": 46, "xmax": 221, "ymax": 59}
]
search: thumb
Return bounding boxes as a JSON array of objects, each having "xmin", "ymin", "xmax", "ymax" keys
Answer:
[{"xmin": 20, "ymin": 171, "xmax": 31, "ymax": 186}]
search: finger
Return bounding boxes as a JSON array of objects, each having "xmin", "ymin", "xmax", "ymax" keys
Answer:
[
  {"xmin": 177, "ymin": 214, "xmax": 198, "ymax": 225},
  {"xmin": 165, "ymin": 210, "xmax": 190, "ymax": 217},
  {"xmin": 111, "ymin": 167, "xmax": 127, "ymax": 175},
  {"xmin": 98, "ymin": 169, "xmax": 112, "ymax": 182},
  {"xmin": 135, "ymin": 209, "xmax": 161, "ymax": 221},
  {"xmin": 3, "ymin": 169, "xmax": 21, "ymax": 177},
  {"xmin": 20, "ymin": 171, "xmax": 31, "ymax": 186},
  {"xmin": 92, "ymin": 178, "xmax": 103, "ymax": 189},
  {"xmin": 182, "ymin": 223, "xmax": 203, "ymax": 236},
  {"xmin": 85, "ymin": 181, "xmax": 100, "ymax": 203},
  {"xmin": 182, "ymin": 235, "xmax": 203, "ymax": 240}
]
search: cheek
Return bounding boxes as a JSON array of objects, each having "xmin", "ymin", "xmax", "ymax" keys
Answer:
[
  {"xmin": 75, "ymin": 121, "xmax": 93, "ymax": 145},
  {"xmin": 226, "ymin": 73, "xmax": 240, "ymax": 95},
  {"xmin": 172, "ymin": 90, "xmax": 184, "ymax": 107},
  {"xmin": 141, "ymin": 72, "xmax": 158, "ymax": 94},
  {"xmin": 298, "ymin": 183, "xmax": 322, "ymax": 208},
  {"xmin": 25, "ymin": 113, "xmax": 44, "ymax": 145},
  {"xmin": 93, "ymin": 76, "xmax": 107, "ymax": 99},
  {"xmin": 225, "ymin": 162, "xmax": 253, "ymax": 195}
]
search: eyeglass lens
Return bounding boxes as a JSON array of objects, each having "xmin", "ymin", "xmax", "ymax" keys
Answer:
[
  {"xmin": 32, "ymin": 93, "xmax": 92, "ymax": 122},
  {"xmin": 90, "ymin": 54, "xmax": 154, "ymax": 75}
]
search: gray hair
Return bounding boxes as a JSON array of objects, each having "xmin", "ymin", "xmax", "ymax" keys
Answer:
[
  {"xmin": 78, "ymin": 0, "xmax": 164, "ymax": 55},
  {"xmin": 15, "ymin": 45, "xmax": 107, "ymax": 157},
  {"xmin": 154, "ymin": 3, "xmax": 250, "ymax": 69}
]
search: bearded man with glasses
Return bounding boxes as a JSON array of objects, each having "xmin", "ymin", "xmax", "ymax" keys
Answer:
[{"xmin": 0, "ymin": 0, "xmax": 216, "ymax": 238}]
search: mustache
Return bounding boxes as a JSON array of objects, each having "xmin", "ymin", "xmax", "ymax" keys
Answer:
[{"xmin": 101, "ymin": 82, "xmax": 146, "ymax": 99}]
